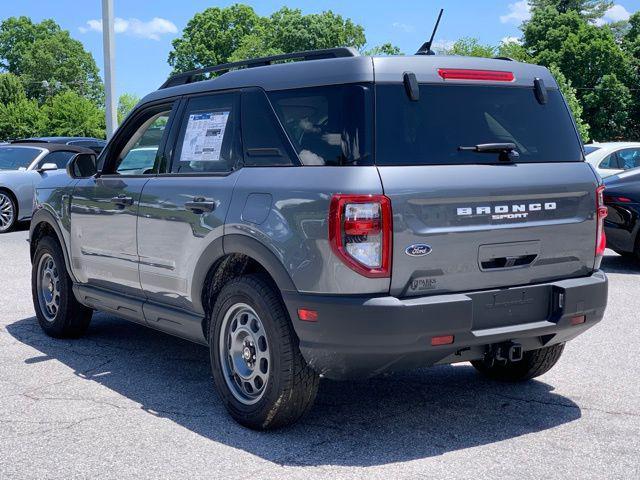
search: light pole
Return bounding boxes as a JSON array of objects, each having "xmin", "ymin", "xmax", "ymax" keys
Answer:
[{"xmin": 102, "ymin": 0, "xmax": 117, "ymax": 138}]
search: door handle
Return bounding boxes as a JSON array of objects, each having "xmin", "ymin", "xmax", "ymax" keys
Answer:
[
  {"xmin": 185, "ymin": 197, "xmax": 216, "ymax": 214},
  {"xmin": 110, "ymin": 195, "xmax": 134, "ymax": 206}
]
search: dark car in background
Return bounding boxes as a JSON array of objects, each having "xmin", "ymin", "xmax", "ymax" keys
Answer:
[
  {"xmin": 11, "ymin": 137, "xmax": 106, "ymax": 154},
  {"xmin": 603, "ymin": 169, "xmax": 640, "ymax": 260}
]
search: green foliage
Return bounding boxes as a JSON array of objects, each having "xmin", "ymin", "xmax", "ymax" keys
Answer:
[
  {"xmin": 583, "ymin": 74, "xmax": 632, "ymax": 140},
  {"xmin": 117, "ymin": 93, "xmax": 140, "ymax": 124},
  {"xmin": 168, "ymin": 4, "xmax": 366, "ymax": 73},
  {"xmin": 363, "ymin": 43, "xmax": 403, "ymax": 56},
  {"xmin": 40, "ymin": 91, "xmax": 105, "ymax": 138},
  {"xmin": 497, "ymin": 41, "xmax": 532, "ymax": 62},
  {"xmin": 548, "ymin": 65, "xmax": 591, "ymax": 141},
  {"xmin": 0, "ymin": 17, "xmax": 103, "ymax": 103},
  {"xmin": 0, "ymin": 98, "xmax": 42, "ymax": 140},
  {"xmin": 448, "ymin": 37, "xmax": 497, "ymax": 58},
  {"xmin": 0, "ymin": 72, "xmax": 25, "ymax": 105},
  {"xmin": 528, "ymin": 0, "xmax": 613, "ymax": 20}
]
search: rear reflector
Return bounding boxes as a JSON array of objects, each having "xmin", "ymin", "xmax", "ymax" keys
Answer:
[
  {"xmin": 438, "ymin": 68, "xmax": 515, "ymax": 82},
  {"xmin": 297, "ymin": 308, "xmax": 318, "ymax": 322},
  {"xmin": 431, "ymin": 335, "xmax": 455, "ymax": 346},
  {"xmin": 571, "ymin": 315, "xmax": 586, "ymax": 326}
]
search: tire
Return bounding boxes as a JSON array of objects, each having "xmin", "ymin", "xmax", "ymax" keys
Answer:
[
  {"xmin": 31, "ymin": 236, "xmax": 93, "ymax": 338},
  {"xmin": 471, "ymin": 343, "xmax": 565, "ymax": 382},
  {"xmin": 209, "ymin": 274, "xmax": 319, "ymax": 430},
  {"xmin": 0, "ymin": 190, "xmax": 17, "ymax": 233}
]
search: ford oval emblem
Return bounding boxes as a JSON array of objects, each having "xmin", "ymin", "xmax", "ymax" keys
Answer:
[{"xmin": 405, "ymin": 244, "xmax": 432, "ymax": 257}]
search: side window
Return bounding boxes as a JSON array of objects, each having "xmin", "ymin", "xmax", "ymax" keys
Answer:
[
  {"xmin": 114, "ymin": 110, "xmax": 171, "ymax": 175},
  {"xmin": 41, "ymin": 151, "xmax": 76, "ymax": 169},
  {"xmin": 241, "ymin": 88, "xmax": 296, "ymax": 166},
  {"xmin": 268, "ymin": 84, "xmax": 373, "ymax": 166},
  {"xmin": 171, "ymin": 93, "xmax": 241, "ymax": 174},
  {"xmin": 599, "ymin": 153, "xmax": 619, "ymax": 170},
  {"xmin": 617, "ymin": 149, "xmax": 640, "ymax": 170}
]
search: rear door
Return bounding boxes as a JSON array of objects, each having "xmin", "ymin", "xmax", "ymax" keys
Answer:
[
  {"xmin": 137, "ymin": 92, "xmax": 242, "ymax": 315},
  {"xmin": 375, "ymin": 80, "xmax": 599, "ymax": 298}
]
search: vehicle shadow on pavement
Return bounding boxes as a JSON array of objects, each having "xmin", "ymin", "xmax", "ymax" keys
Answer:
[
  {"xmin": 600, "ymin": 253, "xmax": 640, "ymax": 275},
  {"xmin": 8, "ymin": 315, "xmax": 581, "ymax": 467}
]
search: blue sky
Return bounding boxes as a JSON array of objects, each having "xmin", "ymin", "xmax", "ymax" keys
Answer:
[{"xmin": 2, "ymin": 1, "xmax": 639, "ymax": 98}]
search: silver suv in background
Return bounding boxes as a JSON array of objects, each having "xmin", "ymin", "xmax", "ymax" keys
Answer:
[{"xmin": 29, "ymin": 48, "xmax": 608, "ymax": 429}]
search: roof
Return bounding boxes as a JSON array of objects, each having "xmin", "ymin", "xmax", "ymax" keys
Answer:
[
  {"xmin": 0, "ymin": 142, "xmax": 95, "ymax": 154},
  {"xmin": 142, "ymin": 54, "xmax": 558, "ymax": 105},
  {"xmin": 588, "ymin": 142, "xmax": 640, "ymax": 149}
]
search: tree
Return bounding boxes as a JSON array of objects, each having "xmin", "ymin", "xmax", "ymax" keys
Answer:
[
  {"xmin": 448, "ymin": 37, "xmax": 497, "ymax": 57},
  {"xmin": 40, "ymin": 91, "xmax": 105, "ymax": 138},
  {"xmin": 0, "ymin": 72, "xmax": 25, "ymax": 105},
  {"xmin": 117, "ymin": 93, "xmax": 140, "ymax": 124},
  {"xmin": 0, "ymin": 17, "xmax": 103, "ymax": 103},
  {"xmin": 582, "ymin": 74, "xmax": 632, "ymax": 140},
  {"xmin": 363, "ymin": 43, "xmax": 403, "ymax": 56},
  {"xmin": 528, "ymin": 0, "xmax": 613, "ymax": 20},
  {"xmin": 168, "ymin": 5, "xmax": 366, "ymax": 73},
  {"xmin": 549, "ymin": 65, "xmax": 591, "ymax": 141},
  {"xmin": 0, "ymin": 98, "xmax": 42, "ymax": 140}
]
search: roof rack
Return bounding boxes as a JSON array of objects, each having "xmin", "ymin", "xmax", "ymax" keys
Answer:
[{"xmin": 160, "ymin": 47, "xmax": 359, "ymax": 89}]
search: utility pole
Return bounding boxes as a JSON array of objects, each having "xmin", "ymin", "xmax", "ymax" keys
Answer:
[{"xmin": 102, "ymin": 0, "xmax": 117, "ymax": 138}]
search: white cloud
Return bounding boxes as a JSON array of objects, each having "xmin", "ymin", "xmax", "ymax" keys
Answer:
[
  {"xmin": 432, "ymin": 39, "xmax": 455, "ymax": 54},
  {"xmin": 500, "ymin": 1, "xmax": 532, "ymax": 24},
  {"xmin": 79, "ymin": 17, "xmax": 177, "ymax": 40},
  {"xmin": 392, "ymin": 22, "xmax": 415, "ymax": 33},
  {"xmin": 501, "ymin": 36, "xmax": 522, "ymax": 45},
  {"xmin": 594, "ymin": 4, "xmax": 632, "ymax": 26}
]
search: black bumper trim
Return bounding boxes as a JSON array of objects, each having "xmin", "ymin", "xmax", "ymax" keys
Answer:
[{"xmin": 282, "ymin": 271, "xmax": 608, "ymax": 380}]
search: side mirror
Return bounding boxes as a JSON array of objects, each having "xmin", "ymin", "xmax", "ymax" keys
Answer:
[
  {"xmin": 38, "ymin": 163, "xmax": 58, "ymax": 173},
  {"xmin": 66, "ymin": 153, "xmax": 98, "ymax": 179}
]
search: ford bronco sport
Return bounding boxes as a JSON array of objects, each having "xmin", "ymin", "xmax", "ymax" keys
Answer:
[{"xmin": 29, "ymin": 47, "xmax": 608, "ymax": 430}]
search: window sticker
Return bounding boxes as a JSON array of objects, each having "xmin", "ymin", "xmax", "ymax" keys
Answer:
[{"xmin": 181, "ymin": 111, "xmax": 230, "ymax": 163}]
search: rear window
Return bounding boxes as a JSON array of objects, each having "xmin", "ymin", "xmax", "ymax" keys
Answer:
[
  {"xmin": 268, "ymin": 84, "xmax": 373, "ymax": 166},
  {"xmin": 376, "ymin": 84, "xmax": 583, "ymax": 166}
]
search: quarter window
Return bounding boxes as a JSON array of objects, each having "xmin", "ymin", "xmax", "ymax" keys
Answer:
[{"xmin": 599, "ymin": 153, "xmax": 619, "ymax": 170}]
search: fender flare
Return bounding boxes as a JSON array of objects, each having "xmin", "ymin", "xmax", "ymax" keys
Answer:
[
  {"xmin": 190, "ymin": 234, "xmax": 297, "ymax": 315},
  {"xmin": 29, "ymin": 208, "xmax": 77, "ymax": 283}
]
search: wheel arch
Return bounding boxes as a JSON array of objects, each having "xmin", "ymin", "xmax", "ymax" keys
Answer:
[
  {"xmin": 29, "ymin": 209, "xmax": 76, "ymax": 282},
  {"xmin": 195, "ymin": 234, "xmax": 297, "ymax": 340}
]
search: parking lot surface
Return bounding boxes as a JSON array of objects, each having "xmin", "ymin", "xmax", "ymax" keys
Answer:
[{"xmin": 1, "ymin": 227, "xmax": 639, "ymax": 479}]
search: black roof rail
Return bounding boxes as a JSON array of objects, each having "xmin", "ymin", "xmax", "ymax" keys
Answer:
[
  {"xmin": 160, "ymin": 47, "xmax": 360, "ymax": 89},
  {"xmin": 493, "ymin": 56, "xmax": 514, "ymax": 61}
]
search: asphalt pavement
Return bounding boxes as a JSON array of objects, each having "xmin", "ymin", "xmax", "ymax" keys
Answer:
[{"xmin": 0, "ymin": 227, "xmax": 638, "ymax": 479}]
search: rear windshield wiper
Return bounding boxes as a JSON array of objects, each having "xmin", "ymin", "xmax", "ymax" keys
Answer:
[{"xmin": 458, "ymin": 143, "xmax": 519, "ymax": 162}]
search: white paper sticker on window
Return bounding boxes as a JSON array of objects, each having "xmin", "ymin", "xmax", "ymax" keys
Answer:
[{"xmin": 181, "ymin": 111, "xmax": 230, "ymax": 163}]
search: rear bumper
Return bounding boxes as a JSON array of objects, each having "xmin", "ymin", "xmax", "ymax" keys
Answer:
[{"xmin": 283, "ymin": 271, "xmax": 608, "ymax": 380}]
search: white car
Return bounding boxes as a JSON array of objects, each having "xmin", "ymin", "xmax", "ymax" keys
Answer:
[
  {"xmin": 0, "ymin": 143, "xmax": 94, "ymax": 233},
  {"xmin": 584, "ymin": 142, "xmax": 640, "ymax": 178}
]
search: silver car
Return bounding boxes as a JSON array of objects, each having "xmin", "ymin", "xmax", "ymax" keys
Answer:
[
  {"xmin": 584, "ymin": 142, "xmax": 640, "ymax": 178},
  {"xmin": 0, "ymin": 143, "xmax": 94, "ymax": 233}
]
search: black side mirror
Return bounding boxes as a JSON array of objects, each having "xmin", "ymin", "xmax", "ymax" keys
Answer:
[{"xmin": 66, "ymin": 153, "xmax": 98, "ymax": 179}]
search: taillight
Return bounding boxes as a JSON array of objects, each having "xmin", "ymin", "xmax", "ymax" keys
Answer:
[
  {"xmin": 437, "ymin": 69, "xmax": 515, "ymax": 82},
  {"xmin": 596, "ymin": 185, "xmax": 608, "ymax": 257},
  {"xmin": 329, "ymin": 194, "xmax": 392, "ymax": 278}
]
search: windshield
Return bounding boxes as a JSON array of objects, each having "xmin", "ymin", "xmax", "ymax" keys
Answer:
[
  {"xmin": 0, "ymin": 147, "xmax": 41, "ymax": 170},
  {"xmin": 584, "ymin": 145, "xmax": 601, "ymax": 155},
  {"xmin": 376, "ymin": 85, "xmax": 583, "ymax": 165}
]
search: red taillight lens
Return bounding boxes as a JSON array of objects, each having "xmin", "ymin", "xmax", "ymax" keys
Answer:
[
  {"xmin": 596, "ymin": 185, "xmax": 608, "ymax": 257},
  {"xmin": 297, "ymin": 308, "xmax": 318, "ymax": 322},
  {"xmin": 329, "ymin": 194, "xmax": 392, "ymax": 278},
  {"xmin": 438, "ymin": 68, "xmax": 515, "ymax": 82},
  {"xmin": 603, "ymin": 195, "xmax": 632, "ymax": 204}
]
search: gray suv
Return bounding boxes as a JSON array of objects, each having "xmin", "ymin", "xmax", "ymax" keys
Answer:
[{"xmin": 29, "ymin": 48, "xmax": 609, "ymax": 430}]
